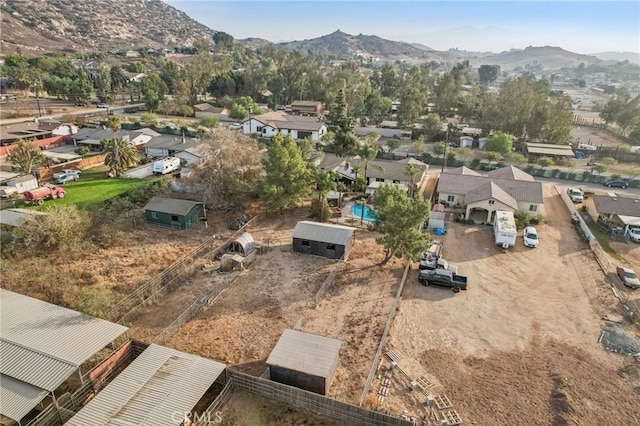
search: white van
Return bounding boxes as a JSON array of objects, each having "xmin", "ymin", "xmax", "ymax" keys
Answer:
[{"xmin": 152, "ymin": 157, "xmax": 181, "ymax": 176}]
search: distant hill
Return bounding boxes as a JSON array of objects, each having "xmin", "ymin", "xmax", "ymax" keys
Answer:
[
  {"xmin": 278, "ymin": 30, "xmax": 444, "ymax": 62},
  {"xmin": 239, "ymin": 37, "xmax": 273, "ymax": 50},
  {"xmin": 0, "ymin": 0, "xmax": 214, "ymax": 55},
  {"xmin": 475, "ymin": 46, "xmax": 600, "ymax": 70},
  {"xmin": 591, "ymin": 51, "xmax": 640, "ymax": 64},
  {"xmin": 409, "ymin": 42, "xmax": 436, "ymax": 52}
]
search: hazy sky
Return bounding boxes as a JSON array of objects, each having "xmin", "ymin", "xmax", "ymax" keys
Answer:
[{"xmin": 165, "ymin": 1, "xmax": 640, "ymax": 54}]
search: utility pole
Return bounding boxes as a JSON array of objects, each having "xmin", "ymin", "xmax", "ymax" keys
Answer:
[{"xmin": 441, "ymin": 128, "xmax": 450, "ymax": 173}]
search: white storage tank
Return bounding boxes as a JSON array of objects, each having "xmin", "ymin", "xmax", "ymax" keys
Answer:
[
  {"xmin": 459, "ymin": 136, "xmax": 473, "ymax": 148},
  {"xmin": 479, "ymin": 137, "xmax": 489, "ymax": 150}
]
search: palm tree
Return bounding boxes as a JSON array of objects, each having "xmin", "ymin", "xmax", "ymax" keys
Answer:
[
  {"xmin": 405, "ymin": 164, "xmax": 419, "ymax": 198},
  {"xmin": 107, "ymin": 116, "xmax": 122, "ymax": 177},
  {"xmin": 358, "ymin": 141, "xmax": 384, "ymax": 191},
  {"xmin": 316, "ymin": 170, "xmax": 339, "ymax": 221},
  {"xmin": 104, "ymin": 137, "xmax": 139, "ymax": 177}
]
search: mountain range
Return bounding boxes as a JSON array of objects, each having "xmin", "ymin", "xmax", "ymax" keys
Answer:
[{"xmin": 1, "ymin": 0, "xmax": 636, "ymax": 69}]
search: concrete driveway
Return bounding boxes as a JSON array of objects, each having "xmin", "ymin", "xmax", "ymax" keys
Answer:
[{"xmin": 124, "ymin": 164, "xmax": 153, "ymax": 179}]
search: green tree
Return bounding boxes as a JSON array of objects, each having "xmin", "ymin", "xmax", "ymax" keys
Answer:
[
  {"xmin": 140, "ymin": 112, "xmax": 158, "ymax": 126},
  {"xmin": 456, "ymin": 147, "xmax": 473, "ymax": 162},
  {"xmin": 478, "ymin": 64, "xmax": 500, "ymax": 84},
  {"xmin": 411, "ymin": 140, "xmax": 425, "ymax": 155},
  {"xmin": 314, "ymin": 170, "xmax": 338, "ymax": 221},
  {"xmin": 261, "ymin": 134, "xmax": 314, "ymax": 213},
  {"xmin": 432, "ymin": 142, "xmax": 446, "ymax": 156},
  {"xmin": 446, "ymin": 150, "xmax": 457, "ymax": 162},
  {"xmin": 74, "ymin": 146, "xmax": 90, "ymax": 158},
  {"xmin": 541, "ymin": 95, "xmax": 573, "ymax": 144},
  {"xmin": 484, "ymin": 151, "xmax": 502, "ymax": 164},
  {"xmin": 199, "ymin": 116, "xmax": 219, "ymax": 128},
  {"xmin": 96, "ymin": 66, "xmax": 113, "ymax": 103},
  {"xmin": 506, "ymin": 152, "xmax": 527, "ymax": 166},
  {"xmin": 601, "ymin": 157, "xmax": 618, "ymax": 166},
  {"xmin": 7, "ymin": 140, "xmax": 45, "ymax": 175},
  {"xmin": 328, "ymin": 89, "xmax": 358, "ymax": 156},
  {"xmin": 103, "ymin": 137, "xmax": 139, "ymax": 177},
  {"xmin": 536, "ymin": 156, "xmax": 554, "ymax": 168},
  {"xmin": 593, "ymin": 163, "xmax": 607, "ymax": 175},
  {"xmin": 397, "ymin": 65, "xmax": 428, "ymax": 124},
  {"xmin": 386, "ymin": 138, "xmax": 401, "ymax": 153},
  {"xmin": 484, "ymin": 132, "xmax": 513, "ymax": 155},
  {"xmin": 370, "ymin": 183, "xmax": 431, "ymax": 264},
  {"xmin": 364, "ymin": 90, "xmax": 392, "ymax": 124},
  {"xmin": 421, "ymin": 113, "xmax": 442, "ymax": 142},
  {"xmin": 229, "ymin": 104, "xmax": 248, "ymax": 121}
]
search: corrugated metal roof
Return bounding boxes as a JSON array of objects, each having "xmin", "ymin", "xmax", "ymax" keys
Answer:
[
  {"xmin": 267, "ymin": 329, "xmax": 342, "ymax": 379},
  {"xmin": 143, "ymin": 197, "xmax": 203, "ymax": 216},
  {"xmin": 292, "ymin": 221, "xmax": 355, "ymax": 246},
  {"xmin": 0, "ymin": 340, "xmax": 76, "ymax": 391},
  {"xmin": 0, "ymin": 374, "xmax": 49, "ymax": 422},
  {"xmin": 232, "ymin": 232, "xmax": 255, "ymax": 255},
  {"xmin": 66, "ymin": 344, "xmax": 226, "ymax": 426},
  {"xmin": 0, "ymin": 289, "xmax": 128, "ymax": 365},
  {"xmin": 0, "ymin": 208, "xmax": 46, "ymax": 228}
]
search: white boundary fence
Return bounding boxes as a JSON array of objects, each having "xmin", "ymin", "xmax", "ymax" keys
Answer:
[{"xmin": 315, "ymin": 253, "xmax": 348, "ymax": 306}]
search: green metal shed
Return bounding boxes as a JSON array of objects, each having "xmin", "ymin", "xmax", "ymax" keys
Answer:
[{"xmin": 143, "ymin": 197, "xmax": 204, "ymax": 230}]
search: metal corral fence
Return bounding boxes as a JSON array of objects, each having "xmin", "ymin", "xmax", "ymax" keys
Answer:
[
  {"xmin": 201, "ymin": 369, "xmax": 414, "ymax": 426},
  {"xmin": 359, "ymin": 262, "xmax": 412, "ymax": 407},
  {"xmin": 152, "ymin": 276, "xmax": 236, "ymax": 345},
  {"xmin": 108, "ymin": 213, "xmax": 263, "ymax": 323},
  {"xmin": 315, "ymin": 253, "xmax": 348, "ymax": 306},
  {"xmin": 26, "ymin": 341, "xmax": 149, "ymax": 426}
]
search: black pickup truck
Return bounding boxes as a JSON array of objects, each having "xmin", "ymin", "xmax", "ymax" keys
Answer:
[{"xmin": 418, "ymin": 269, "xmax": 468, "ymax": 293}]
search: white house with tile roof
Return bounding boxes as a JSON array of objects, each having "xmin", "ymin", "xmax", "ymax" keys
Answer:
[
  {"xmin": 437, "ymin": 166, "xmax": 544, "ymax": 222},
  {"xmin": 242, "ymin": 111, "xmax": 327, "ymax": 141}
]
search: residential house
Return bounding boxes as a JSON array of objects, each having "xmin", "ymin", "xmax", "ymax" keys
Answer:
[
  {"xmin": 1, "ymin": 120, "xmax": 75, "ymax": 146},
  {"xmin": 144, "ymin": 133, "xmax": 200, "ymax": 159},
  {"xmin": 73, "ymin": 127, "xmax": 160, "ymax": 151},
  {"xmin": 525, "ymin": 142, "xmax": 574, "ymax": 162},
  {"xmin": 290, "ymin": 100, "xmax": 324, "ymax": 116},
  {"xmin": 123, "ymin": 72, "xmax": 146, "ymax": 83},
  {"xmin": 436, "ymin": 166, "xmax": 544, "ymax": 222},
  {"xmin": 592, "ymin": 194, "xmax": 640, "ymax": 232},
  {"xmin": 320, "ymin": 153, "xmax": 428, "ymax": 195},
  {"xmin": 242, "ymin": 111, "xmax": 327, "ymax": 141}
]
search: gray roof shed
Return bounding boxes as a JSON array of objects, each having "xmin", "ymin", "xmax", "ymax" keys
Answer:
[
  {"xmin": 66, "ymin": 344, "xmax": 226, "ymax": 426},
  {"xmin": 0, "ymin": 208, "xmax": 46, "ymax": 228},
  {"xmin": 0, "ymin": 289, "xmax": 128, "ymax": 422},
  {"xmin": 593, "ymin": 195, "xmax": 640, "ymax": 217},
  {"xmin": 267, "ymin": 329, "xmax": 342, "ymax": 379},
  {"xmin": 144, "ymin": 197, "xmax": 203, "ymax": 216},
  {"xmin": 292, "ymin": 221, "xmax": 355, "ymax": 246}
]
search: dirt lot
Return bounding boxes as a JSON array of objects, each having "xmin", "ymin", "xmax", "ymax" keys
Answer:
[
  {"xmin": 218, "ymin": 388, "xmax": 341, "ymax": 426},
  {"xmin": 381, "ymin": 184, "xmax": 640, "ymax": 425},
  {"xmin": 162, "ymin": 208, "xmax": 403, "ymax": 405}
]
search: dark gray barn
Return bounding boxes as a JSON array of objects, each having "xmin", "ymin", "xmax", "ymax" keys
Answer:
[
  {"xmin": 291, "ymin": 221, "xmax": 355, "ymax": 259},
  {"xmin": 267, "ymin": 329, "xmax": 342, "ymax": 395}
]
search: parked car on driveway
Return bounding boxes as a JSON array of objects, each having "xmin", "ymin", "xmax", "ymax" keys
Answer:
[
  {"xmin": 616, "ymin": 266, "xmax": 640, "ymax": 289},
  {"xmin": 604, "ymin": 180, "xmax": 629, "ymax": 189},
  {"xmin": 53, "ymin": 169, "xmax": 81, "ymax": 180},
  {"xmin": 55, "ymin": 173, "xmax": 79, "ymax": 184},
  {"xmin": 96, "ymin": 103, "xmax": 108, "ymax": 108},
  {"xmin": 418, "ymin": 269, "xmax": 468, "ymax": 293},
  {"xmin": 627, "ymin": 227, "xmax": 640, "ymax": 243},
  {"xmin": 523, "ymin": 226, "xmax": 539, "ymax": 248},
  {"xmin": 567, "ymin": 188, "xmax": 584, "ymax": 203}
]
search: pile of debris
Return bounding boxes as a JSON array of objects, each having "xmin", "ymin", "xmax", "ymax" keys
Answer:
[
  {"xmin": 228, "ymin": 214, "xmax": 251, "ymax": 230},
  {"xmin": 601, "ymin": 326, "xmax": 640, "ymax": 356}
]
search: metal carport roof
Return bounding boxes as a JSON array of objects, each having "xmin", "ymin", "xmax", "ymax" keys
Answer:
[
  {"xmin": 0, "ymin": 289, "xmax": 128, "ymax": 423},
  {"xmin": 291, "ymin": 221, "xmax": 355, "ymax": 246},
  {"xmin": 65, "ymin": 344, "xmax": 226, "ymax": 426}
]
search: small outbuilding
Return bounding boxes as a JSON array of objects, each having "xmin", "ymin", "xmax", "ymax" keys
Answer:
[
  {"xmin": 143, "ymin": 196, "xmax": 204, "ymax": 230},
  {"xmin": 267, "ymin": 329, "xmax": 342, "ymax": 395},
  {"xmin": 291, "ymin": 221, "xmax": 355, "ymax": 259},
  {"xmin": 5, "ymin": 175, "xmax": 38, "ymax": 194},
  {"xmin": 229, "ymin": 231, "xmax": 255, "ymax": 256}
]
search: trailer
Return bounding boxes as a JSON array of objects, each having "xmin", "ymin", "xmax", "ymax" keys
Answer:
[
  {"xmin": 494, "ymin": 210, "xmax": 517, "ymax": 249},
  {"xmin": 152, "ymin": 157, "xmax": 181, "ymax": 176}
]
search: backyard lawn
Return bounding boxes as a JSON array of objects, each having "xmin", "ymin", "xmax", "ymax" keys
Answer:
[{"xmin": 33, "ymin": 166, "xmax": 158, "ymax": 211}]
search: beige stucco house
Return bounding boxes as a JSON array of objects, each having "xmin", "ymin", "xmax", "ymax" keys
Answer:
[{"xmin": 436, "ymin": 166, "xmax": 543, "ymax": 222}]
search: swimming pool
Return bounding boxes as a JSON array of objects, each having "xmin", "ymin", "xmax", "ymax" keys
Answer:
[{"xmin": 351, "ymin": 204, "xmax": 378, "ymax": 222}]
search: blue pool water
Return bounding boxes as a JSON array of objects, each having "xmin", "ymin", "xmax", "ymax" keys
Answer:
[{"xmin": 351, "ymin": 204, "xmax": 378, "ymax": 222}]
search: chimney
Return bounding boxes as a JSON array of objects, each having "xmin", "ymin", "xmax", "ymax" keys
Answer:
[{"xmin": 344, "ymin": 161, "xmax": 350, "ymax": 170}]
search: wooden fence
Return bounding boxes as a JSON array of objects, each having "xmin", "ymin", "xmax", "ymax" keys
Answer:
[
  {"xmin": 37, "ymin": 153, "xmax": 106, "ymax": 180},
  {"xmin": 315, "ymin": 253, "xmax": 347, "ymax": 306}
]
